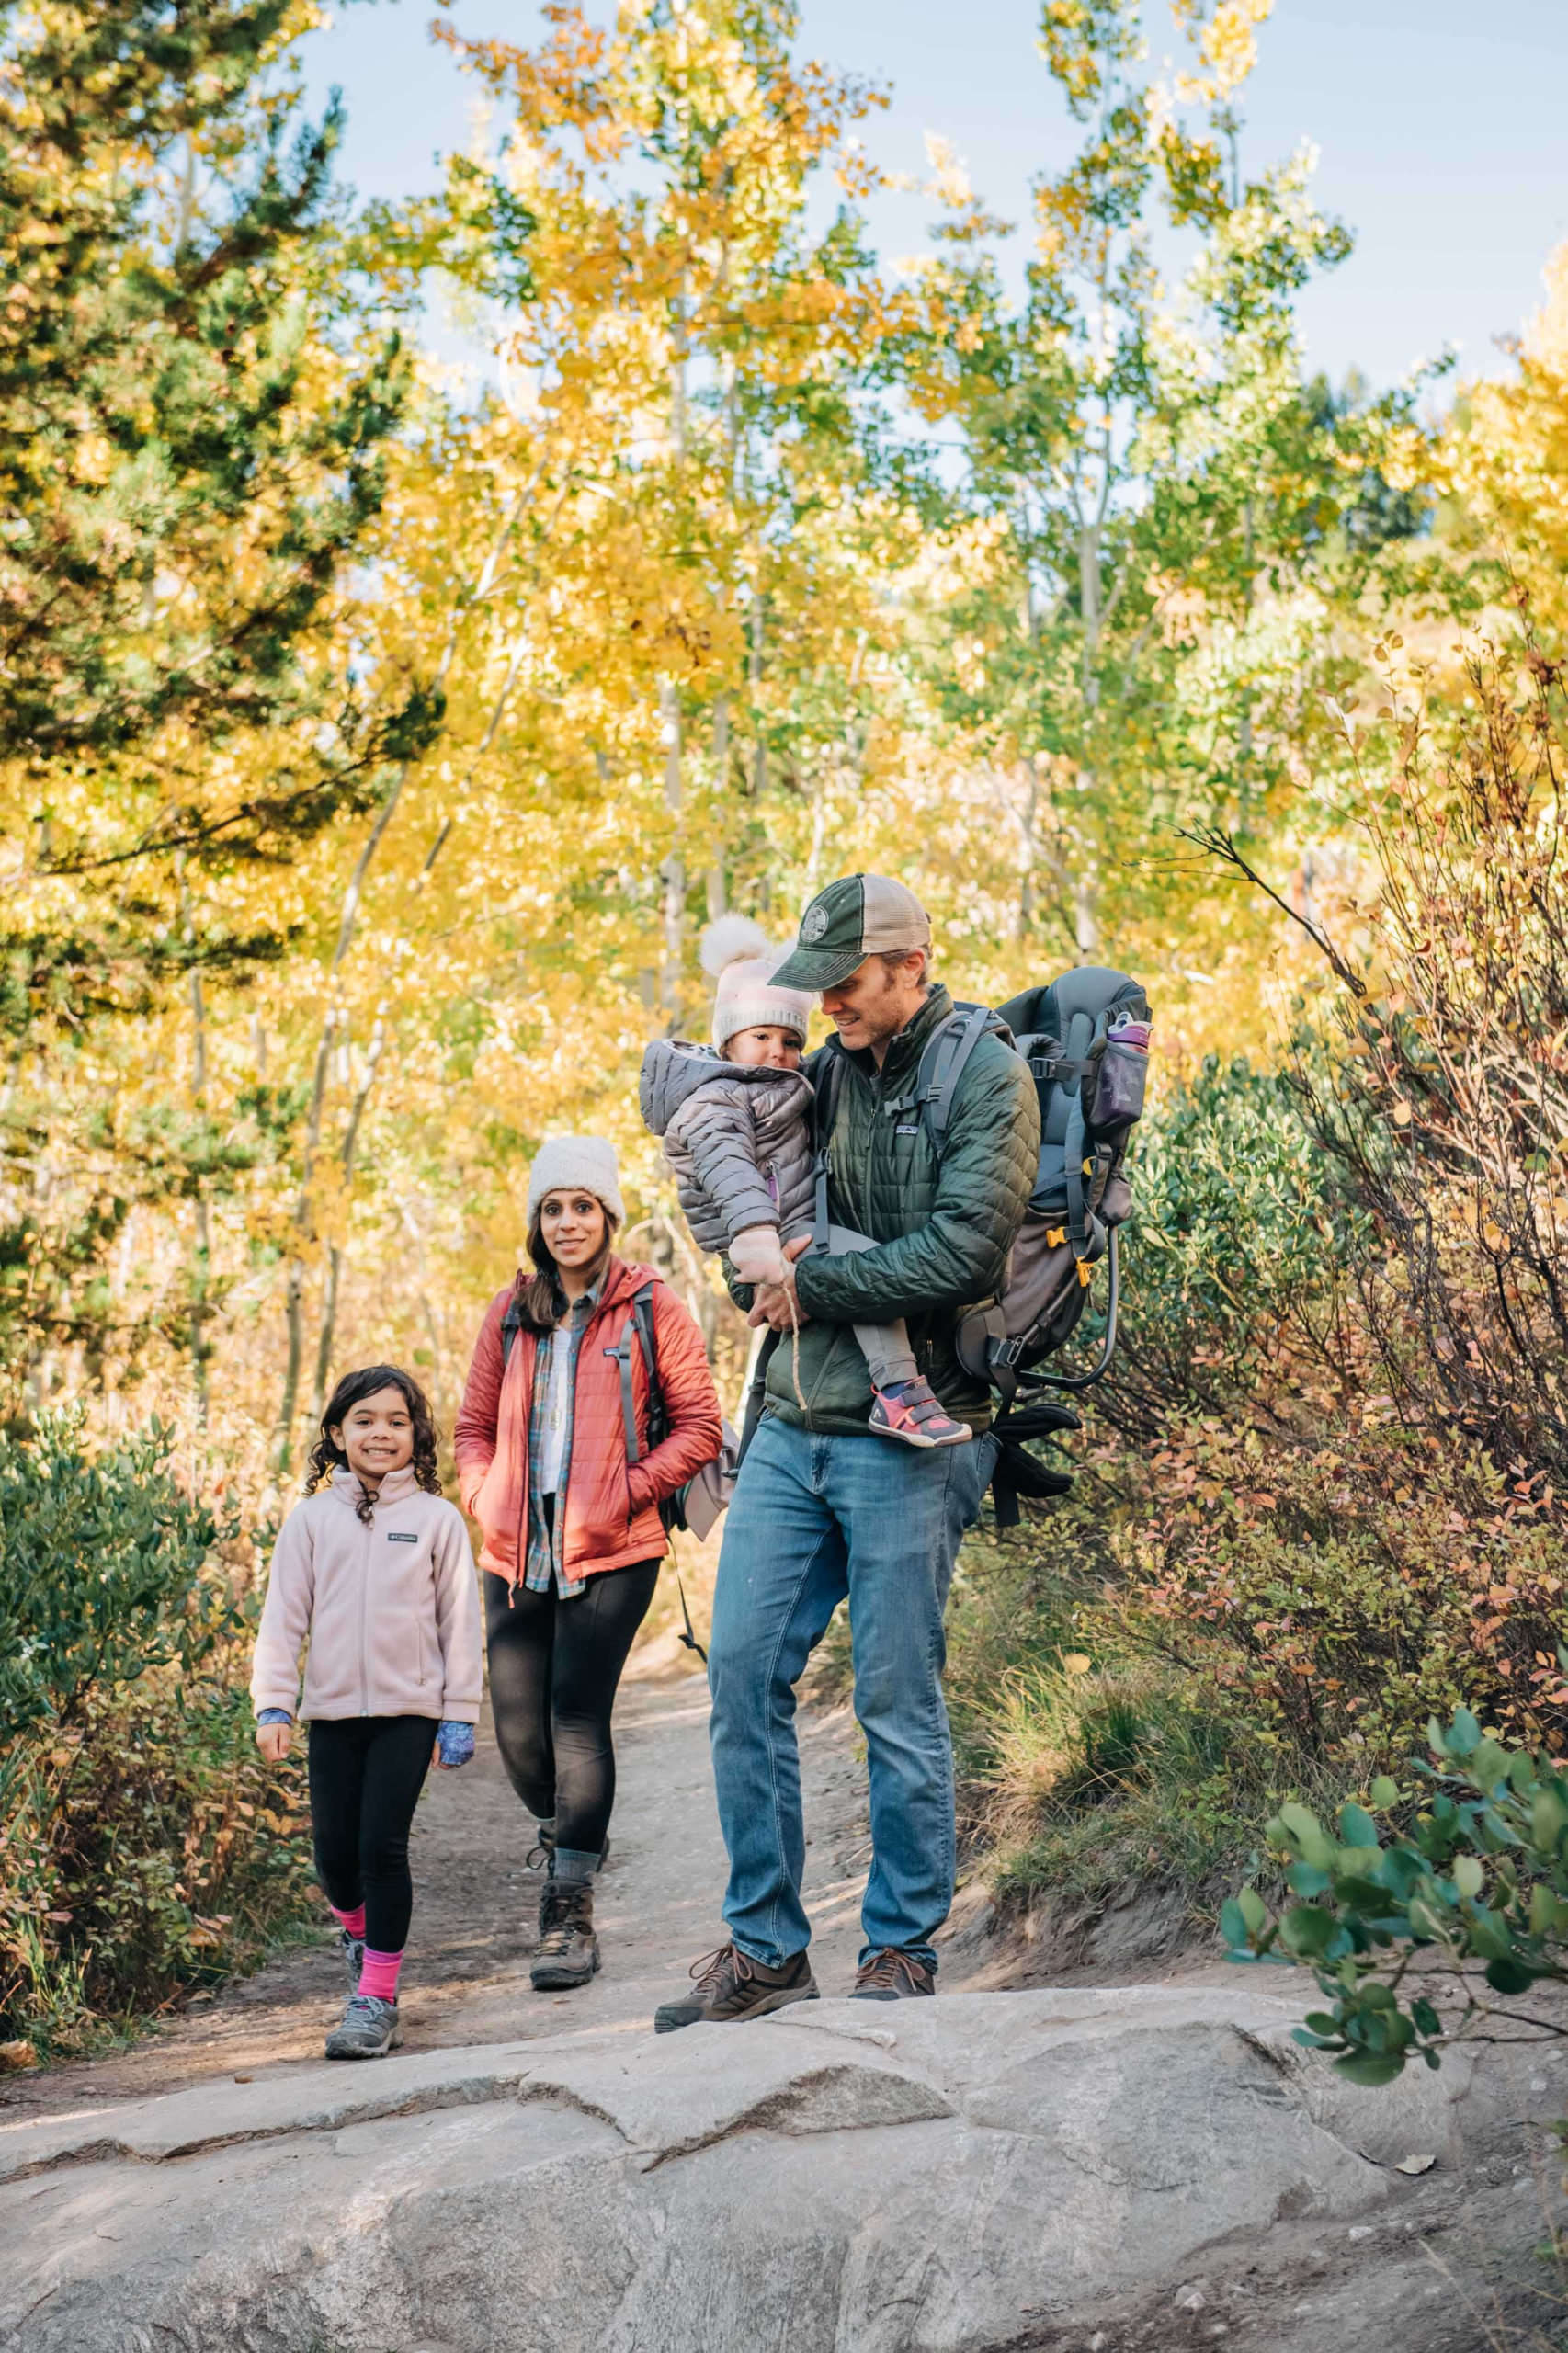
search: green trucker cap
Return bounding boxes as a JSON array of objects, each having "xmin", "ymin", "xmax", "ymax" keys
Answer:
[{"xmin": 771, "ymin": 871, "xmax": 933, "ymax": 993}]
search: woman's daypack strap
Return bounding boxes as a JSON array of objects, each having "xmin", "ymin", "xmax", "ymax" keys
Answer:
[{"xmin": 610, "ymin": 1281, "xmax": 665, "ymax": 1465}]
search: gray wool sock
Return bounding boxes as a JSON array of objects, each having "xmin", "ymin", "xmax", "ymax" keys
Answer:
[{"xmin": 551, "ymin": 1847, "xmax": 599, "ymax": 1886}]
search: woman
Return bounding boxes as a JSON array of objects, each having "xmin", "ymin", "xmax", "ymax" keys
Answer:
[{"xmin": 454, "ymin": 1136, "xmax": 722, "ymax": 1992}]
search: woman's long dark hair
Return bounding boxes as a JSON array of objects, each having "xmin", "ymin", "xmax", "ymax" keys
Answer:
[
  {"xmin": 513, "ymin": 1200, "xmax": 620, "ymax": 1336},
  {"xmin": 306, "ymin": 1365, "xmax": 442, "ymax": 1521}
]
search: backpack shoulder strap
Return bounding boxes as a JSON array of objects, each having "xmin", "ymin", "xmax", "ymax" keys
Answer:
[
  {"xmin": 917, "ymin": 1002, "xmax": 1009, "ymax": 1159},
  {"xmin": 811, "ymin": 1045, "xmax": 849, "ymax": 1252},
  {"xmin": 608, "ymin": 1280, "xmax": 665, "ymax": 1468},
  {"xmin": 499, "ymin": 1290, "xmax": 524, "ymax": 1370},
  {"xmin": 631, "ymin": 1281, "xmax": 661, "ymax": 1410}
]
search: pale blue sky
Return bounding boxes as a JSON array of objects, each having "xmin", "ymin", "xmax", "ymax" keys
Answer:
[{"xmin": 304, "ymin": 0, "xmax": 1568, "ymax": 394}]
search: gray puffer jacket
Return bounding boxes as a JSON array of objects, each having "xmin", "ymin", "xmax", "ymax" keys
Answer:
[{"xmin": 640, "ymin": 1040, "xmax": 814, "ymax": 1255}]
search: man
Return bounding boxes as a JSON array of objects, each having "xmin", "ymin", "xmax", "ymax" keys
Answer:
[{"xmin": 655, "ymin": 872, "xmax": 1040, "ymax": 2029}]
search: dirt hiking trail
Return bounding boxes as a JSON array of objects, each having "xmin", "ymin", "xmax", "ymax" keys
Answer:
[{"xmin": 0, "ymin": 1652, "xmax": 919, "ymax": 2115}]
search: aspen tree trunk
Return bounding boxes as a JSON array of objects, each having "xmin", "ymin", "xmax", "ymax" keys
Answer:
[
  {"xmin": 660, "ymin": 682, "xmax": 685, "ymax": 1025},
  {"xmin": 187, "ymin": 966, "xmax": 211, "ymax": 1427},
  {"xmin": 1074, "ymin": 510, "xmax": 1104, "ymax": 962},
  {"xmin": 659, "ymin": 278, "xmax": 689, "ymax": 1026},
  {"xmin": 748, "ymin": 574, "xmax": 766, "ymax": 801},
  {"xmin": 309, "ymin": 1013, "xmax": 387, "ymax": 1426},
  {"xmin": 273, "ymin": 470, "xmax": 544, "ymax": 1470},
  {"xmin": 707, "ymin": 691, "xmax": 730, "ymax": 919},
  {"xmin": 178, "ymin": 867, "xmax": 210, "ymax": 1425}
]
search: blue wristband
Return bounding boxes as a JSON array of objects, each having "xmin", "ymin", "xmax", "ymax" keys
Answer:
[
  {"xmin": 257, "ymin": 1708, "xmax": 292, "ymax": 1726},
  {"xmin": 437, "ymin": 1721, "xmax": 475, "ymax": 1768}
]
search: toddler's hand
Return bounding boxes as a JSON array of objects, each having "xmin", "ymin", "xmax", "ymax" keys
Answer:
[
  {"xmin": 730, "ymin": 1224, "xmax": 788, "ymax": 1287},
  {"xmin": 256, "ymin": 1718, "xmax": 292, "ymax": 1764}
]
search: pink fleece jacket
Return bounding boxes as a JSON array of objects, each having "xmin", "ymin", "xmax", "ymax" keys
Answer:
[{"xmin": 250, "ymin": 1467, "xmax": 483, "ymax": 1724}]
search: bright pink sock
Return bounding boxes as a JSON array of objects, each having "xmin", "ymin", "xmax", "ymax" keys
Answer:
[
  {"xmin": 358, "ymin": 1947, "xmax": 403, "ymax": 2002},
  {"xmin": 329, "ymin": 1903, "xmax": 366, "ymax": 1938}
]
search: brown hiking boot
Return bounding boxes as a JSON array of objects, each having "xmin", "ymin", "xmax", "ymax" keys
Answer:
[
  {"xmin": 851, "ymin": 1948, "xmax": 935, "ymax": 2001},
  {"xmin": 653, "ymin": 1942, "xmax": 818, "ymax": 2033},
  {"xmin": 530, "ymin": 1878, "xmax": 599, "ymax": 1991}
]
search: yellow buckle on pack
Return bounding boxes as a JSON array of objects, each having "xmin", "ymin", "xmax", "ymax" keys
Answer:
[
  {"xmin": 1082, "ymin": 1158, "xmax": 1094, "ymax": 1176},
  {"xmin": 1077, "ymin": 1259, "xmax": 1094, "ymax": 1287},
  {"xmin": 1046, "ymin": 1226, "xmax": 1066, "ymax": 1248}
]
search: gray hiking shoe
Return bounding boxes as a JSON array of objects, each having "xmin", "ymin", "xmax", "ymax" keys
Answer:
[
  {"xmin": 324, "ymin": 1994, "xmax": 400, "ymax": 2060},
  {"xmin": 336, "ymin": 1927, "xmax": 364, "ymax": 1995},
  {"xmin": 654, "ymin": 1942, "xmax": 817, "ymax": 2033},
  {"xmin": 530, "ymin": 1878, "xmax": 599, "ymax": 1991}
]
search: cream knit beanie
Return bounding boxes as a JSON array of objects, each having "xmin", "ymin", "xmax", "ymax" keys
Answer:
[
  {"xmin": 700, "ymin": 915, "xmax": 812, "ymax": 1052},
  {"xmin": 526, "ymin": 1136, "xmax": 625, "ymax": 1225}
]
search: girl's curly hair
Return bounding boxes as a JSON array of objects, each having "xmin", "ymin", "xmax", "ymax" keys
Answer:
[{"xmin": 306, "ymin": 1366, "xmax": 441, "ymax": 1522}]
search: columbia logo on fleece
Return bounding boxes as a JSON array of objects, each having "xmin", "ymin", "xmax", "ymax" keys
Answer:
[{"xmin": 386, "ymin": 1531, "xmax": 419, "ymax": 1543}]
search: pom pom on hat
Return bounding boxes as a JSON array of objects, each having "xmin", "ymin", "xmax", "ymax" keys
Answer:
[
  {"xmin": 699, "ymin": 913, "xmax": 772, "ymax": 979},
  {"xmin": 699, "ymin": 915, "xmax": 812, "ymax": 1051},
  {"xmin": 526, "ymin": 1136, "xmax": 625, "ymax": 1225}
]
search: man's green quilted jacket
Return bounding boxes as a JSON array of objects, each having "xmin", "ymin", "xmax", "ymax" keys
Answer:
[{"xmin": 738, "ymin": 985, "xmax": 1040, "ymax": 1435}]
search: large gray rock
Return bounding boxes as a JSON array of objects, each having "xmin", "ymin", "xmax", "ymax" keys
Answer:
[{"xmin": 0, "ymin": 1989, "xmax": 1503, "ymax": 2353}]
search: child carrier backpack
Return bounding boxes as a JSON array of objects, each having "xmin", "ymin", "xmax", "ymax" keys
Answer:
[{"xmin": 808, "ymin": 967, "xmax": 1152, "ymax": 1524}]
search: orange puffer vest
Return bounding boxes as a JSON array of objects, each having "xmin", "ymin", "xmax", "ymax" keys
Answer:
[{"xmin": 453, "ymin": 1257, "xmax": 722, "ymax": 1591}]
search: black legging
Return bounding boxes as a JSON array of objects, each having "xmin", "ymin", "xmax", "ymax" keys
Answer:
[
  {"xmin": 484, "ymin": 1561, "xmax": 660, "ymax": 1860},
  {"xmin": 308, "ymin": 1715, "xmax": 436, "ymax": 1954}
]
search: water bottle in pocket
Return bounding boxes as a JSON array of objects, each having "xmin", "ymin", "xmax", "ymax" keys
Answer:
[{"xmin": 1089, "ymin": 1015, "xmax": 1151, "ymax": 1132}]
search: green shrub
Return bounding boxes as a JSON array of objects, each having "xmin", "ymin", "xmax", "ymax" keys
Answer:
[
  {"xmin": 1225, "ymin": 1708, "xmax": 1568, "ymax": 2087},
  {"xmin": 0, "ymin": 1415, "xmax": 312, "ymax": 2052},
  {"xmin": 1105, "ymin": 1053, "xmax": 1358, "ymax": 1438}
]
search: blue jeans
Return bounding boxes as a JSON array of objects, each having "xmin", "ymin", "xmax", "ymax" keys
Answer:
[{"xmin": 707, "ymin": 1415, "xmax": 994, "ymax": 1972}]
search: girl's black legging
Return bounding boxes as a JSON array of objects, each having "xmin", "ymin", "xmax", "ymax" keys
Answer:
[
  {"xmin": 483, "ymin": 1560, "xmax": 660, "ymax": 1859},
  {"xmin": 308, "ymin": 1714, "xmax": 436, "ymax": 1954}
]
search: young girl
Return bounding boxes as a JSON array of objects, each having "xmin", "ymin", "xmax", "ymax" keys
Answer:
[
  {"xmin": 640, "ymin": 917, "xmax": 971, "ymax": 1447},
  {"xmin": 252, "ymin": 1366, "xmax": 483, "ymax": 2061},
  {"xmin": 454, "ymin": 1138, "xmax": 722, "ymax": 1992}
]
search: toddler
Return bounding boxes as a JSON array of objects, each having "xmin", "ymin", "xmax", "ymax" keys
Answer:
[
  {"xmin": 640, "ymin": 917, "xmax": 971, "ymax": 1448},
  {"xmin": 252, "ymin": 1364, "xmax": 483, "ymax": 2060}
]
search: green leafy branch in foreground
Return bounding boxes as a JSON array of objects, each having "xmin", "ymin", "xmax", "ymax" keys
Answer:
[{"xmin": 1222, "ymin": 1705, "xmax": 1568, "ymax": 2086}]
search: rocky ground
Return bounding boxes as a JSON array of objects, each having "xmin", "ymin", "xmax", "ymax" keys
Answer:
[{"xmin": 3, "ymin": 1650, "xmax": 1567, "ymax": 2351}]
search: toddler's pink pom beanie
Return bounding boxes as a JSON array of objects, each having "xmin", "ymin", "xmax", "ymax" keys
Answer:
[{"xmin": 700, "ymin": 915, "xmax": 812, "ymax": 1051}]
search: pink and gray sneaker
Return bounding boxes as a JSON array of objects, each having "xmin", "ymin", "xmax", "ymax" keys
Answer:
[{"xmin": 868, "ymin": 1377, "xmax": 973, "ymax": 1449}]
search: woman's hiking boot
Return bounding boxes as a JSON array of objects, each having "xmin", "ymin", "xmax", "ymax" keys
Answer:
[
  {"xmin": 530, "ymin": 1878, "xmax": 599, "ymax": 1990},
  {"xmin": 851, "ymin": 1948, "xmax": 935, "ymax": 2000},
  {"xmin": 653, "ymin": 1942, "xmax": 817, "ymax": 2033},
  {"xmin": 324, "ymin": 1994, "xmax": 401, "ymax": 2059},
  {"xmin": 868, "ymin": 1377, "xmax": 972, "ymax": 1449},
  {"xmin": 336, "ymin": 1927, "xmax": 365, "ymax": 1995}
]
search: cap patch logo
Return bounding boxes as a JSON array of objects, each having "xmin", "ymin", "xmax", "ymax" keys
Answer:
[{"xmin": 801, "ymin": 903, "xmax": 830, "ymax": 943}]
